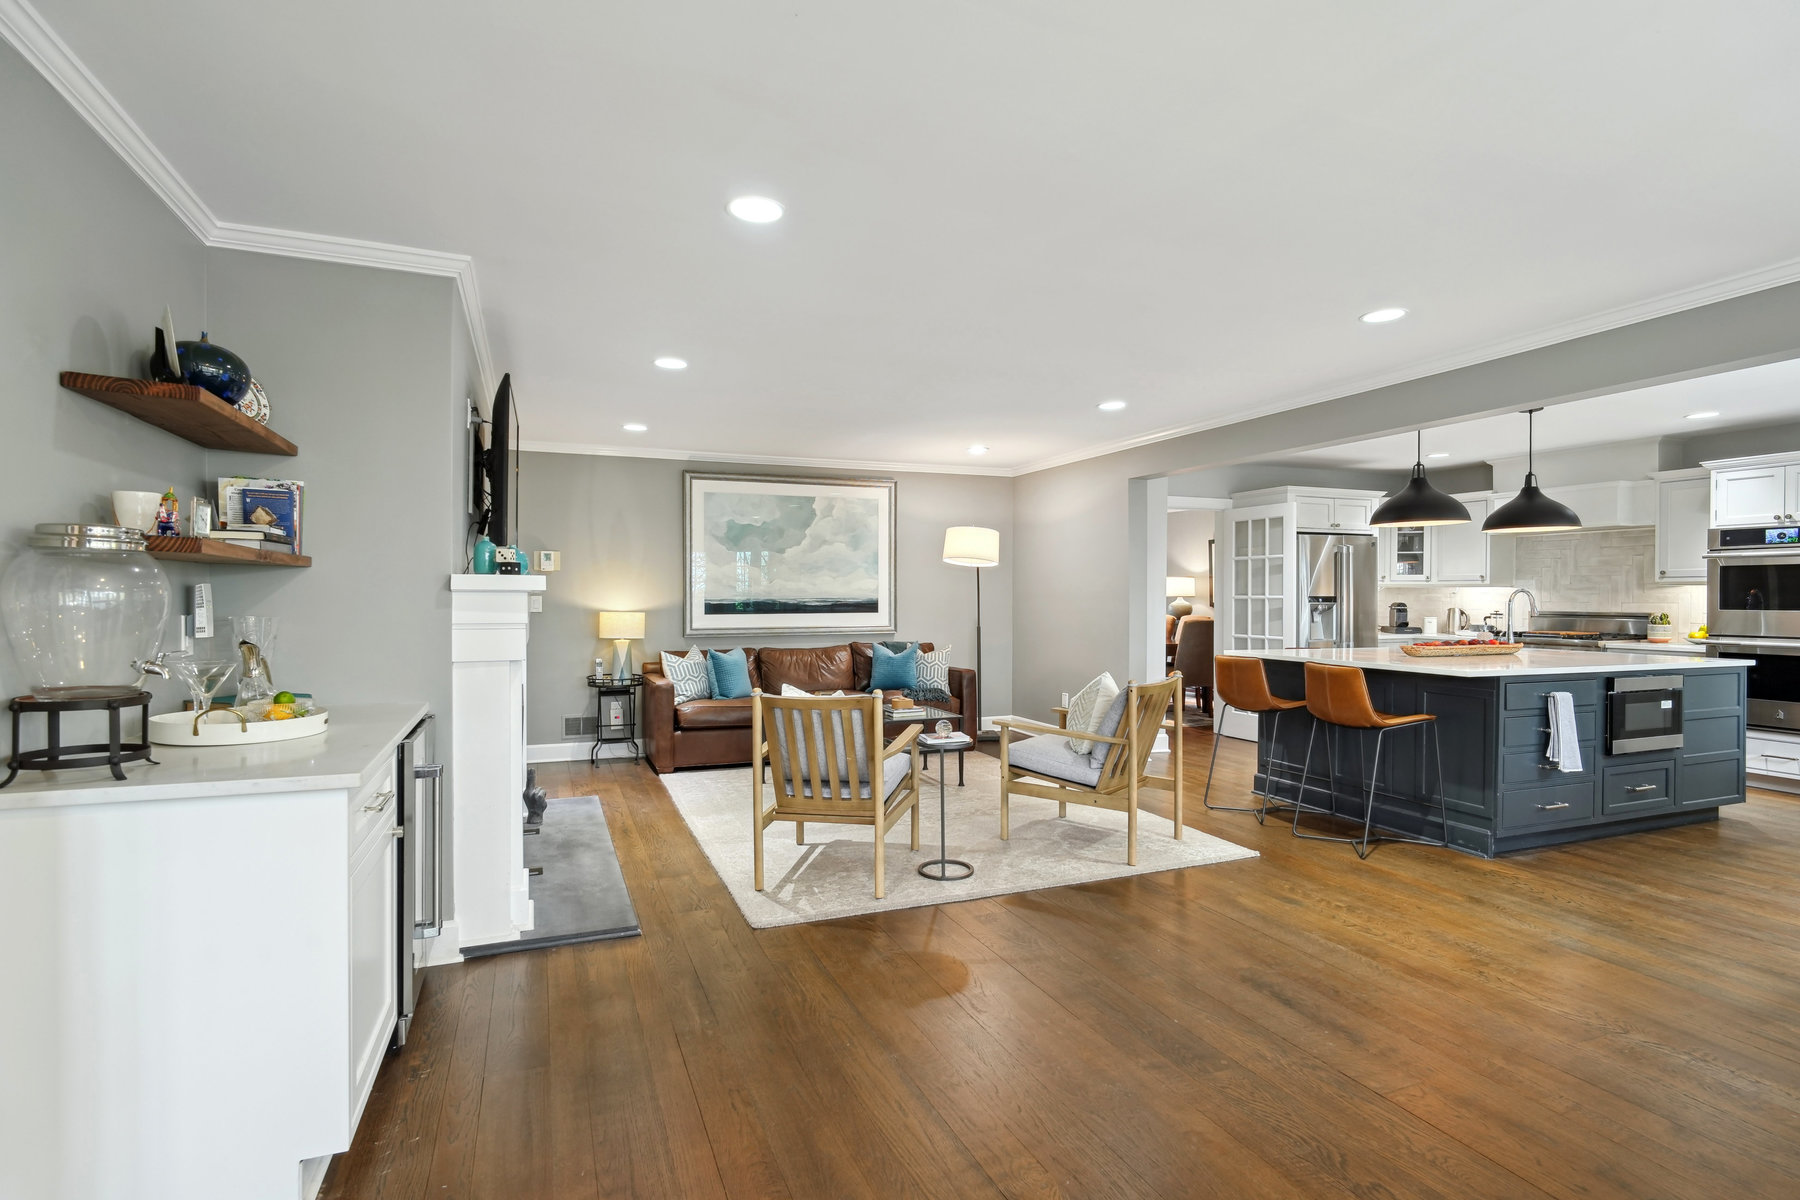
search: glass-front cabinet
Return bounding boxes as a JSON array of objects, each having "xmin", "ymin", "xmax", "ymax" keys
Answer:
[{"xmin": 1377, "ymin": 494, "xmax": 1506, "ymax": 585}]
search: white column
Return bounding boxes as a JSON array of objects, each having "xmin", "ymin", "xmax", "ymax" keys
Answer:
[{"xmin": 444, "ymin": 574, "xmax": 546, "ymax": 958}]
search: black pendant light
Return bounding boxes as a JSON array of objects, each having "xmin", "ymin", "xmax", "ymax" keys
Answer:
[
  {"xmin": 1370, "ymin": 430, "xmax": 1471, "ymax": 527},
  {"xmin": 1482, "ymin": 407, "xmax": 1581, "ymax": 533}
]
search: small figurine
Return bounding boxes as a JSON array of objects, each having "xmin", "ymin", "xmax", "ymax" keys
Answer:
[{"xmin": 154, "ymin": 489, "xmax": 181, "ymax": 536}]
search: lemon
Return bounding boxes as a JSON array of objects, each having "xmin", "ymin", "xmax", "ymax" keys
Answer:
[
  {"xmin": 273, "ymin": 690, "xmax": 297, "ymax": 704},
  {"xmin": 265, "ymin": 704, "xmax": 295, "ymax": 721}
]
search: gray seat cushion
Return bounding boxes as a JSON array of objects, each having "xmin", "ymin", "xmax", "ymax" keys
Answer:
[
  {"xmin": 793, "ymin": 748, "xmax": 913, "ymax": 800},
  {"xmin": 1007, "ymin": 733, "xmax": 1103, "ymax": 787}
]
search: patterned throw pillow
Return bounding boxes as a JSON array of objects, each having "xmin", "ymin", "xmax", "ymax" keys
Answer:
[
  {"xmin": 915, "ymin": 645, "xmax": 951, "ymax": 696},
  {"xmin": 660, "ymin": 647, "xmax": 711, "ymax": 703},
  {"xmin": 1064, "ymin": 672, "xmax": 1120, "ymax": 755}
]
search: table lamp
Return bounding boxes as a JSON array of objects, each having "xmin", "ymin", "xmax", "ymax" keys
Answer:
[
  {"xmin": 943, "ymin": 526, "xmax": 1000, "ymax": 739},
  {"xmin": 597, "ymin": 611, "xmax": 645, "ymax": 680},
  {"xmin": 1166, "ymin": 576, "xmax": 1197, "ymax": 619}
]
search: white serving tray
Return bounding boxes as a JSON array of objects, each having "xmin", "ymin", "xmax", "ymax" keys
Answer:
[{"xmin": 149, "ymin": 708, "xmax": 329, "ymax": 746}]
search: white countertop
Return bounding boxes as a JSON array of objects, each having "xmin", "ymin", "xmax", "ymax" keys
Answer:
[
  {"xmin": 0, "ymin": 701, "xmax": 428, "ymax": 812},
  {"xmin": 1238, "ymin": 646, "xmax": 1744, "ymax": 678},
  {"xmin": 1599, "ymin": 639, "xmax": 1707, "ymax": 655}
]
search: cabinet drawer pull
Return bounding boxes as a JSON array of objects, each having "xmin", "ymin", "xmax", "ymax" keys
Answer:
[
  {"xmin": 1535, "ymin": 801, "xmax": 1571, "ymax": 811},
  {"xmin": 362, "ymin": 789, "xmax": 395, "ymax": 814},
  {"xmin": 1536, "ymin": 726, "xmax": 1552, "ymax": 733},
  {"xmin": 1764, "ymin": 754, "xmax": 1799, "ymax": 764},
  {"xmin": 1624, "ymin": 783, "xmax": 1659, "ymax": 793}
]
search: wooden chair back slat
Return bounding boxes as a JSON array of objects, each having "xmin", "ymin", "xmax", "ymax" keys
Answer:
[
  {"xmin": 756, "ymin": 692, "xmax": 886, "ymax": 810},
  {"xmin": 1096, "ymin": 676, "xmax": 1180, "ymax": 792}
]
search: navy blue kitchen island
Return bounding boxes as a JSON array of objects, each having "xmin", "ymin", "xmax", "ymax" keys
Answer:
[{"xmin": 1239, "ymin": 647, "xmax": 1748, "ymax": 857}]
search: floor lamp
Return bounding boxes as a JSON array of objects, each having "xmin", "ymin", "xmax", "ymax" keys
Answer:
[{"xmin": 943, "ymin": 526, "xmax": 1000, "ymax": 740}]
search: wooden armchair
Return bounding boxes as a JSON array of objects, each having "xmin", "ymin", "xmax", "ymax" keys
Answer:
[
  {"xmin": 994, "ymin": 675, "xmax": 1184, "ymax": 866},
  {"xmin": 751, "ymin": 690, "xmax": 923, "ymax": 899}
]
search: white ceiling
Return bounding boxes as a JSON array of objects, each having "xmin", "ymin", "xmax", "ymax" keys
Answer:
[
  {"xmin": 1286, "ymin": 356, "xmax": 1800, "ymax": 470},
  {"xmin": 25, "ymin": 1, "xmax": 1800, "ymax": 472}
]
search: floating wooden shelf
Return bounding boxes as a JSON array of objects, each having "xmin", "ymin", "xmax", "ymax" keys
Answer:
[
  {"xmin": 144, "ymin": 536, "xmax": 310, "ymax": 568},
  {"xmin": 60, "ymin": 372, "xmax": 298, "ymax": 456}
]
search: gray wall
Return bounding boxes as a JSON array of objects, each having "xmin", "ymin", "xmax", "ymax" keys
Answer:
[
  {"xmin": 1667, "ymin": 420, "xmax": 1800, "ymax": 469},
  {"xmin": 517, "ymin": 452, "xmax": 1014, "ymax": 746},
  {"xmin": 1011, "ymin": 282, "xmax": 1800, "ymax": 718},
  {"xmin": 0, "ymin": 42, "xmax": 210, "ymax": 714},
  {"xmin": 197, "ymin": 250, "xmax": 461, "ymax": 737}
]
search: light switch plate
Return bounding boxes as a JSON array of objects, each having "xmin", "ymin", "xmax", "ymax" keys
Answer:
[{"xmin": 528, "ymin": 594, "xmax": 543, "ymax": 612}]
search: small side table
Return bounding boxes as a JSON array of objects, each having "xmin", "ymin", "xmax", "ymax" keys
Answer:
[
  {"xmin": 585, "ymin": 674, "xmax": 644, "ymax": 764},
  {"xmin": 917, "ymin": 733, "xmax": 975, "ymax": 881}
]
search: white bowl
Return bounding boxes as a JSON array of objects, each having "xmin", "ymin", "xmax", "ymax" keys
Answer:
[{"xmin": 111, "ymin": 490, "xmax": 162, "ymax": 533}]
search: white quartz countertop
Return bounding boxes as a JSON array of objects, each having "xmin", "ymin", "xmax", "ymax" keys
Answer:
[
  {"xmin": 1599, "ymin": 639, "xmax": 1707, "ymax": 655},
  {"xmin": 0, "ymin": 701, "xmax": 428, "ymax": 812},
  {"xmin": 1238, "ymin": 646, "xmax": 1744, "ymax": 678}
]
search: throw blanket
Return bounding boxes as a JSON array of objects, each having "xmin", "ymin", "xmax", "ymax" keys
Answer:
[{"xmin": 1544, "ymin": 691, "xmax": 1583, "ymax": 773}]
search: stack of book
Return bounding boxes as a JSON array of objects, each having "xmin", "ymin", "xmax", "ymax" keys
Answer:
[
  {"xmin": 215, "ymin": 477, "xmax": 305, "ymax": 554},
  {"xmin": 887, "ymin": 704, "xmax": 928, "ymax": 719},
  {"xmin": 921, "ymin": 730, "xmax": 972, "ymax": 748}
]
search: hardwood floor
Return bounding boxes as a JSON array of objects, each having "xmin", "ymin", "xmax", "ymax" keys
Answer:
[{"xmin": 322, "ymin": 731, "xmax": 1800, "ymax": 1199}]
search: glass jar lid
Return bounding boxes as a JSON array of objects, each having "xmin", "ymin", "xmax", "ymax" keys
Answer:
[{"xmin": 28, "ymin": 523, "xmax": 148, "ymax": 551}]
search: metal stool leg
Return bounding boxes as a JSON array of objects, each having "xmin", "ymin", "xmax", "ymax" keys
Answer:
[{"xmin": 1202, "ymin": 702, "xmax": 1266, "ymax": 813}]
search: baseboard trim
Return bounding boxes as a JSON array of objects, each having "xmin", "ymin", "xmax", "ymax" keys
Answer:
[{"xmin": 527, "ymin": 741, "xmax": 640, "ymax": 764}]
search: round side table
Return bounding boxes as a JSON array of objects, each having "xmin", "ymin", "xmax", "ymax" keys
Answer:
[{"xmin": 917, "ymin": 735, "xmax": 974, "ymax": 881}]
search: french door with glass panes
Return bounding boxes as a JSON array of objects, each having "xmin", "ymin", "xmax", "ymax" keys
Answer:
[{"xmin": 1226, "ymin": 506, "xmax": 1289, "ymax": 651}]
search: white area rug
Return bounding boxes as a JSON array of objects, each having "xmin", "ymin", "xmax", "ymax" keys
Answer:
[{"xmin": 658, "ymin": 749, "xmax": 1258, "ymax": 929}]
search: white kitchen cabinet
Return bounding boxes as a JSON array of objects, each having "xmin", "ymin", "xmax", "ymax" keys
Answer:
[
  {"xmin": 1789, "ymin": 464, "xmax": 1800, "ymax": 520},
  {"xmin": 1712, "ymin": 463, "xmax": 1789, "ymax": 526},
  {"xmin": 0, "ymin": 704, "xmax": 425, "ymax": 1200},
  {"xmin": 1377, "ymin": 495, "xmax": 1508, "ymax": 585},
  {"xmin": 1655, "ymin": 471, "xmax": 1711, "ymax": 581},
  {"xmin": 347, "ymin": 780, "xmax": 399, "ymax": 1129},
  {"xmin": 1292, "ymin": 492, "xmax": 1374, "ymax": 531},
  {"xmin": 1433, "ymin": 496, "xmax": 1494, "ymax": 582}
]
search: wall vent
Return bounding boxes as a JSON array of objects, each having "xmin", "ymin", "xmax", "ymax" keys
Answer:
[{"xmin": 562, "ymin": 715, "xmax": 597, "ymax": 739}]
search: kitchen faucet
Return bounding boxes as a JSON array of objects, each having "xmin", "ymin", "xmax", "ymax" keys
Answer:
[{"xmin": 1504, "ymin": 587, "xmax": 1539, "ymax": 643}]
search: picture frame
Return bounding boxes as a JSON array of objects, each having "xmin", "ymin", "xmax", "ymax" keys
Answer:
[{"xmin": 683, "ymin": 472, "xmax": 896, "ymax": 637}]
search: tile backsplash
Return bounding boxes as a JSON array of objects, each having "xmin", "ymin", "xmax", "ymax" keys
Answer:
[{"xmin": 1379, "ymin": 526, "xmax": 1707, "ymax": 633}]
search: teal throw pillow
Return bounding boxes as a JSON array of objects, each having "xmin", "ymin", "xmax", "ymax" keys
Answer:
[
  {"xmin": 707, "ymin": 648, "xmax": 753, "ymax": 700},
  {"xmin": 869, "ymin": 642, "xmax": 919, "ymax": 691}
]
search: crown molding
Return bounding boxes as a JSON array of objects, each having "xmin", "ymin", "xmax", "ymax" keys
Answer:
[
  {"xmin": 517, "ymin": 440, "xmax": 1016, "ymax": 478},
  {"xmin": 0, "ymin": 0, "xmax": 496, "ymax": 398},
  {"xmin": 1014, "ymin": 251, "xmax": 1800, "ymax": 478}
]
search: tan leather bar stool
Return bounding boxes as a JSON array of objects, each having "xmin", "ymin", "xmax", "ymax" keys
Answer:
[
  {"xmin": 1203, "ymin": 655, "xmax": 1310, "ymax": 823},
  {"xmin": 1293, "ymin": 662, "xmax": 1448, "ymax": 858}
]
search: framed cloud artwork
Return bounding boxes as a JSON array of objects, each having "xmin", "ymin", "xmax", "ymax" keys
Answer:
[{"xmin": 683, "ymin": 473, "xmax": 896, "ymax": 636}]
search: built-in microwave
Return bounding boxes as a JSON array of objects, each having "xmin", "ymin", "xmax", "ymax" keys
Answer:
[
  {"xmin": 1707, "ymin": 525, "xmax": 1800, "ymax": 640},
  {"xmin": 1606, "ymin": 675, "xmax": 1684, "ymax": 755}
]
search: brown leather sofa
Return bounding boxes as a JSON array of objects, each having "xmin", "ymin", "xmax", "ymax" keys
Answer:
[{"xmin": 644, "ymin": 642, "xmax": 976, "ymax": 773}]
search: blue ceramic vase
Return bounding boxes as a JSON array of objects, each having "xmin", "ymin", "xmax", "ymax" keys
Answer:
[{"xmin": 177, "ymin": 333, "xmax": 252, "ymax": 406}]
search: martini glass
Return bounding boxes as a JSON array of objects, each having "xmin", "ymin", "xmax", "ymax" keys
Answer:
[{"xmin": 165, "ymin": 656, "xmax": 238, "ymax": 736}]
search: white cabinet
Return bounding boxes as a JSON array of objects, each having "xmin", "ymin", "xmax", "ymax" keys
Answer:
[
  {"xmin": 1293, "ymin": 493, "xmax": 1374, "ymax": 531},
  {"xmin": 1655, "ymin": 472, "xmax": 1711, "ymax": 581},
  {"xmin": 1434, "ymin": 496, "xmax": 1493, "ymax": 583},
  {"xmin": 347, "ymin": 781, "xmax": 398, "ymax": 1129},
  {"xmin": 1712, "ymin": 463, "xmax": 1790, "ymax": 526},
  {"xmin": 1748, "ymin": 730, "xmax": 1800, "ymax": 794},
  {"xmin": 1376, "ymin": 495, "xmax": 1508, "ymax": 585}
]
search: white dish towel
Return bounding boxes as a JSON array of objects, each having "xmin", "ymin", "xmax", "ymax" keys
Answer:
[{"xmin": 1544, "ymin": 691, "xmax": 1583, "ymax": 773}]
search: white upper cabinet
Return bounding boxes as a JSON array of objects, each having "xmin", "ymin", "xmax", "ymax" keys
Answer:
[
  {"xmin": 1655, "ymin": 472, "xmax": 1711, "ymax": 581},
  {"xmin": 1292, "ymin": 492, "xmax": 1372, "ymax": 531},
  {"xmin": 1377, "ymin": 495, "xmax": 1508, "ymax": 585},
  {"xmin": 1711, "ymin": 461, "xmax": 1791, "ymax": 527},
  {"xmin": 1433, "ymin": 496, "xmax": 1494, "ymax": 583}
]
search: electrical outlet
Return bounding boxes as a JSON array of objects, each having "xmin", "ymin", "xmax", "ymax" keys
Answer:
[
  {"xmin": 608, "ymin": 699, "xmax": 623, "ymax": 727},
  {"xmin": 528, "ymin": 594, "xmax": 543, "ymax": 612}
]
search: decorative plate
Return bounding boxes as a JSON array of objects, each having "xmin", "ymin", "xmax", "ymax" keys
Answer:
[{"xmin": 240, "ymin": 378, "xmax": 272, "ymax": 425}]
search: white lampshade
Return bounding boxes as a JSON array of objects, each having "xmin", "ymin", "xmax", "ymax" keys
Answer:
[
  {"xmin": 943, "ymin": 526, "xmax": 1000, "ymax": 567},
  {"xmin": 597, "ymin": 611, "xmax": 645, "ymax": 640},
  {"xmin": 1166, "ymin": 576, "xmax": 1197, "ymax": 598}
]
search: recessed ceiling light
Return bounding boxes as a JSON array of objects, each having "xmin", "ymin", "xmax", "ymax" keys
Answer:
[
  {"xmin": 967, "ymin": 445, "xmax": 989, "ymax": 456},
  {"xmin": 1360, "ymin": 307, "xmax": 1409, "ymax": 324},
  {"xmin": 1685, "ymin": 410, "xmax": 1719, "ymax": 420},
  {"xmin": 1097, "ymin": 399, "xmax": 1128, "ymax": 412},
  {"xmin": 1426, "ymin": 452, "xmax": 1450, "ymax": 459},
  {"xmin": 727, "ymin": 195, "xmax": 784, "ymax": 223},
  {"xmin": 622, "ymin": 423, "xmax": 647, "ymax": 433},
  {"xmin": 653, "ymin": 356, "xmax": 688, "ymax": 370}
]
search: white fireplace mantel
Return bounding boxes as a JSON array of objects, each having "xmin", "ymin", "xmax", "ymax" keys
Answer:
[{"xmin": 439, "ymin": 573, "xmax": 547, "ymax": 962}]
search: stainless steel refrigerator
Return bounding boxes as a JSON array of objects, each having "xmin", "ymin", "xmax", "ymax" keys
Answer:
[{"xmin": 1297, "ymin": 532, "xmax": 1378, "ymax": 648}]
